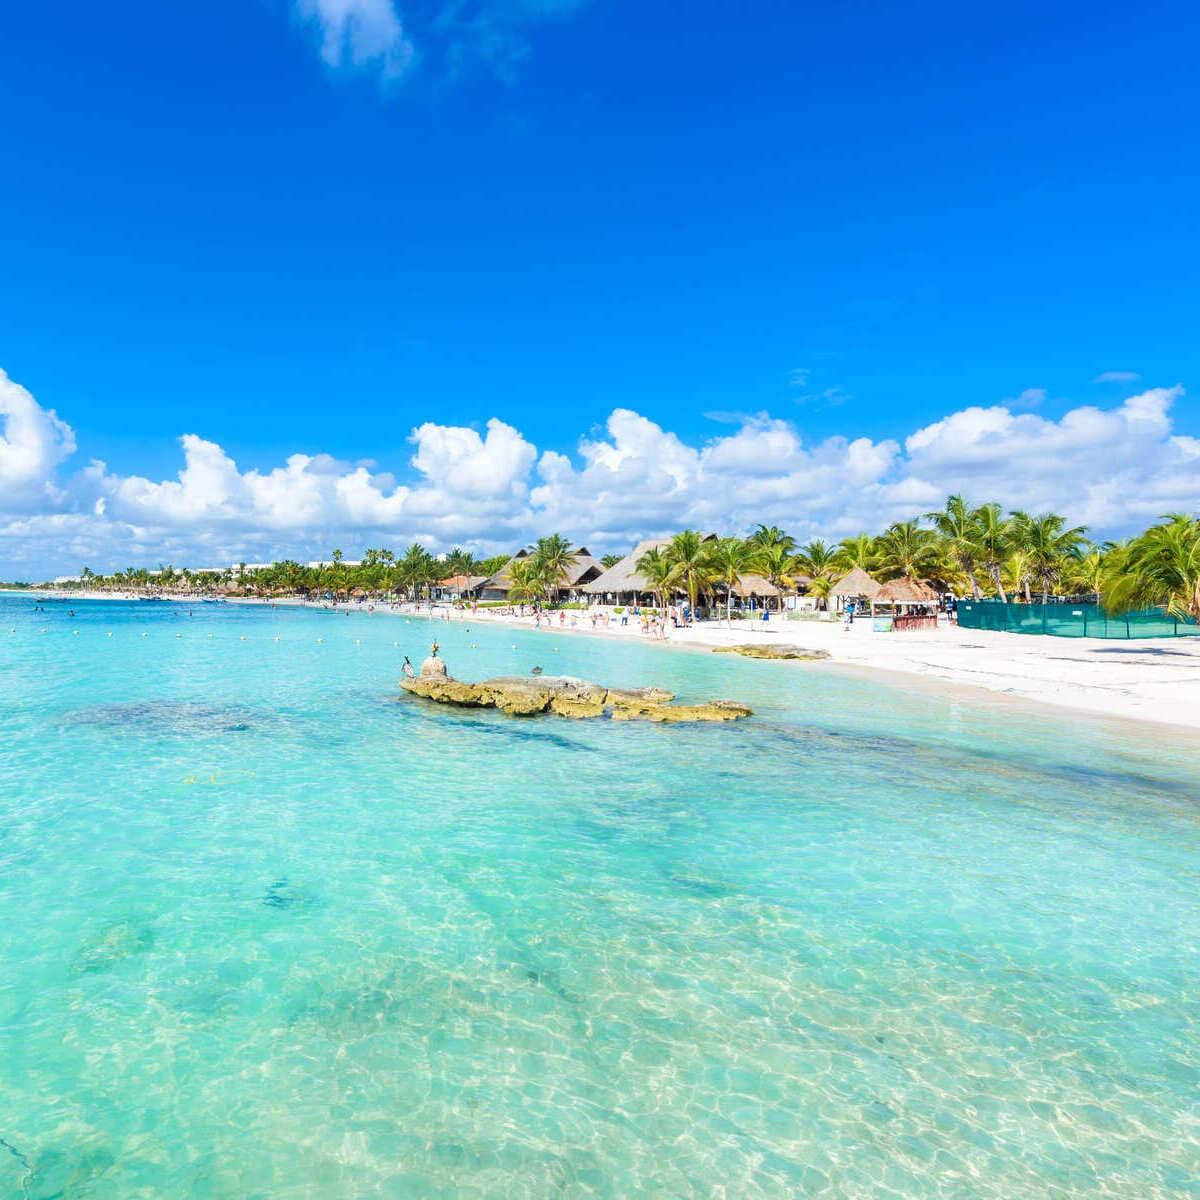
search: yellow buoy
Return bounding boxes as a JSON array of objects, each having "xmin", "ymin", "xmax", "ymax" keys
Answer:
[
  {"xmin": 317, "ymin": 638, "xmax": 324, "ymax": 643},
  {"xmin": 239, "ymin": 635, "xmax": 247, "ymax": 641},
  {"xmin": 355, "ymin": 639, "xmax": 361, "ymax": 645},
  {"xmin": 106, "ymin": 632, "xmax": 112, "ymax": 637}
]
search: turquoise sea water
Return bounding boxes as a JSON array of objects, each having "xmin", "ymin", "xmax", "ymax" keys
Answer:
[{"xmin": 1, "ymin": 594, "xmax": 1198, "ymax": 1199}]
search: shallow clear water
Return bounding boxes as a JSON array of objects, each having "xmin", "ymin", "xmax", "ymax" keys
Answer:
[{"xmin": 1, "ymin": 594, "xmax": 1198, "ymax": 1198}]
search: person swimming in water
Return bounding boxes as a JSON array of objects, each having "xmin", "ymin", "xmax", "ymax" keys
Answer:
[{"xmin": 530, "ymin": 666, "xmax": 543, "ymax": 676}]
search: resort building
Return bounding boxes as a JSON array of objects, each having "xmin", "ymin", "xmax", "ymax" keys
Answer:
[
  {"xmin": 478, "ymin": 549, "xmax": 532, "ymax": 601},
  {"xmin": 582, "ymin": 535, "xmax": 718, "ymax": 606},
  {"xmin": 829, "ymin": 566, "xmax": 882, "ymax": 613},
  {"xmin": 479, "ymin": 548, "xmax": 603, "ymax": 601},
  {"xmin": 435, "ymin": 574, "xmax": 488, "ymax": 601},
  {"xmin": 725, "ymin": 574, "xmax": 782, "ymax": 607}
]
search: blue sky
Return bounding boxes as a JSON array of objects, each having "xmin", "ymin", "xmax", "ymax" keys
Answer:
[{"xmin": 1, "ymin": 0, "xmax": 1198, "ymax": 575}]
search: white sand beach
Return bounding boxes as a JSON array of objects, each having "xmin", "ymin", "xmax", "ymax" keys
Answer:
[{"xmin": 452, "ymin": 606, "xmax": 1200, "ymax": 732}]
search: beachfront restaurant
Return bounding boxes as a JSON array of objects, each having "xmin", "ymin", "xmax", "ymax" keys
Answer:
[
  {"xmin": 870, "ymin": 576, "xmax": 941, "ymax": 629},
  {"xmin": 435, "ymin": 574, "xmax": 488, "ymax": 601},
  {"xmin": 580, "ymin": 538, "xmax": 670, "ymax": 606},
  {"xmin": 829, "ymin": 566, "xmax": 882, "ymax": 613},
  {"xmin": 722, "ymin": 573, "xmax": 783, "ymax": 612}
]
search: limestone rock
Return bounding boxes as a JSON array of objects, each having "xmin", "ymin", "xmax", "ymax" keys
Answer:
[
  {"xmin": 549, "ymin": 696, "xmax": 608, "ymax": 719},
  {"xmin": 605, "ymin": 686, "xmax": 675, "ymax": 706},
  {"xmin": 711, "ymin": 644, "xmax": 830, "ymax": 661},
  {"xmin": 399, "ymin": 673, "xmax": 750, "ymax": 723},
  {"xmin": 420, "ymin": 655, "xmax": 449, "ymax": 676},
  {"xmin": 401, "ymin": 676, "xmax": 486, "ymax": 705},
  {"xmin": 612, "ymin": 699, "xmax": 755, "ymax": 723}
]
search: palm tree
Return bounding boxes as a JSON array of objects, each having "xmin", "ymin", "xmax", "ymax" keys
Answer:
[
  {"xmin": 838, "ymin": 533, "xmax": 878, "ymax": 573},
  {"xmin": 1103, "ymin": 515, "xmax": 1200, "ymax": 621},
  {"xmin": 1003, "ymin": 547, "xmax": 1036, "ymax": 603},
  {"xmin": 875, "ymin": 521, "xmax": 939, "ymax": 583},
  {"xmin": 805, "ymin": 574, "xmax": 834, "ymax": 610},
  {"xmin": 443, "ymin": 547, "xmax": 473, "ymax": 579},
  {"xmin": 530, "ymin": 534, "xmax": 578, "ymax": 603},
  {"xmin": 634, "ymin": 546, "xmax": 675, "ymax": 612},
  {"xmin": 748, "ymin": 524, "xmax": 796, "ymax": 557},
  {"xmin": 1010, "ymin": 511, "xmax": 1088, "ymax": 604},
  {"xmin": 600, "ymin": 553, "xmax": 622, "ymax": 568},
  {"xmin": 398, "ymin": 543, "xmax": 433, "ymax": 601},
  {"xmin": 793, "ymin": 539, "xmax": 841, "ymax": 610},
  {"xmin": 1063, "ymin": 544, "xmax": 1107, "ymax": 600},
  {"xmin": 975, "ymin": 503, "xmax": 1012, "ymax": 602},
  {"xmin": 926, "ymin": 495, "xmax": 984, "ymax": 599},
  {"xmin": 708, "ymin": 537, "xmax": 758, "ymax": 625},
  {"xmin": 507, "ymin": 556, "xmax": 548, "ymax": 604},
  {"xmin": 664, "ymin": 531, "xmax": 716, "ymax": 619},
  {"xmin": 754, "ymin": 541, "xmax": 802, "ymax": 598}
]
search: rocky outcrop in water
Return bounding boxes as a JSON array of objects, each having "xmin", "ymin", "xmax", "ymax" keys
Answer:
[
  {"xmin": 400, "ymin": 674, "xmax": 752, "ymax": 722},
  {"xmin": 711, "ymin": 644, "xmax": 830, "ymax": 661}
]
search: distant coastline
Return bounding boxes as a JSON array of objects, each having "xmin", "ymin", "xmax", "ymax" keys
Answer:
[{"xmin": 12, "ymin": 587, "xmax": 1200, "ymax": 735}]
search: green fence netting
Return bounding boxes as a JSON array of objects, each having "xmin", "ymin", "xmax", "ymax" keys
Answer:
[{"xmin": 957, "ymin": 599, "xmax": 1200, "ymax": 639}]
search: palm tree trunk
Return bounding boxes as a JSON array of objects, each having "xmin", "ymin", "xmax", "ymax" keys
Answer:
[{"xmin": 990, "ymin": 566, "xmax": 1008, "ymax": 603}]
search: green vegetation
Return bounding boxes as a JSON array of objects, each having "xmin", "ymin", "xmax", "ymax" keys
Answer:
[{"xmin": 42, "ymin": 499, "xmax": 1200, "ymax": 619}]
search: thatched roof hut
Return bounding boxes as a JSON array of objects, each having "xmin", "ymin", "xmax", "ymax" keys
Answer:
[
  {"xmin": 582, "ymin": 535, "xmax": 717, "ymax": 600},
  {"xmin": 581, "ymin": 538, "xmax": 671, "ymax": 598},
  {"xmin": 873, "ymin": 577, "xmax": 939, "ymax": 607},
  {"xmin": 728, "ymin": 573, "xmax": 781, "ymax": 599},
  {"xmin": 829, "ymin": 567, "xmax": 881, "ymax": 610},
  {"xmin": 478, "ymin": 550, "xmax": 531, "ymax": 598},
  {"xmin": 480, "ymin": 548, "xmax": 603, "ymax": 599},
  {"xmin": 560, "ymin": 549, "xmax": 603, "ymax": 590}
]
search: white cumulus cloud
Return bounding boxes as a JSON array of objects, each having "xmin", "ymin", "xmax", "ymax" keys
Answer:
[
  {"xmin": 0, "ymin": 370, "xmax": 76, "ymax": 509},
  {"xmin": 295, "ymin": 0, "xmax": 415, "ymax": 78},
  {"xmin": 1, "ymin": 366, "xmax": 1199, "ymax": 578}
]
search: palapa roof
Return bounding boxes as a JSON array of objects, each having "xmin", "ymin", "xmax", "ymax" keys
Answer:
[
  {"xmin": 561, "ymin": 554, "xmax": 603, "ymax": 587},
  {"xmin": 830, "ymin": 566, "xmax": 882, "ymax": 598},
  {"xmin": 481, "ymin": 549, "xmax": 601, "ymax": 593},
  {"xmin": 728, "ymin": 573, "xmax": 781, "ymax": 598},
  {"xmin": 581, "ymin": 538, "xmax": 670, "ymax": 595},
  {"xmin": 479, "ymin": 549, "xmax": 530, "ymax": 591},
  {"xmin": 582, "ymin": 533, "xmax": 721, "ymax": 595},
  {"xmin": 874, "ymin": 576, "xmax": 940, "ymax": 604}
]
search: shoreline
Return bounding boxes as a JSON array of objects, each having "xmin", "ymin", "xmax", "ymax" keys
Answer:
[{"xmin": 16, "ymin": 588, "xmax": 1200, "ymax": 734}]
